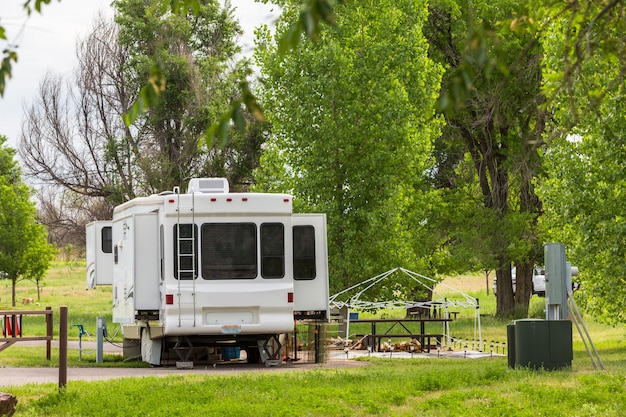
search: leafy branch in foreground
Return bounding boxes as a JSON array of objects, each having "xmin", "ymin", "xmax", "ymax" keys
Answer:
[
  {"xmin": 204, "ymin": 81, "xmax": 264, "ymax": 148},
  {"xmin": 121, "ymin": 62, "xmax": 166, "ymax": 127},
  {"xmin": 0, "ymin": 47, "xmax": 17, "ymax": 96},
  {"xmin": 0, "ymin": 0, "xmax": 59, "ymax": 96}
]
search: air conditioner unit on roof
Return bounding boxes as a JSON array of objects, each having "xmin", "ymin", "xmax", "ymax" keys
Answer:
[{"xmin": 187, "ymin": 178, "xmax": 229, "ymax": 194}]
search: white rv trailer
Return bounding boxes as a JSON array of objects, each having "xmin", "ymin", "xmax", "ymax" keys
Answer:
[
  {"xmin": 85, "ymin": 221, "xmax": 114, "ymax": 288},
  {"xmin": 85, "ymin": 178, "xmax": 330, "ymax": 365}
]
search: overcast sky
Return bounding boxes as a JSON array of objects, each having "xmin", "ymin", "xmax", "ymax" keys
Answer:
[{"xmin": 0, "ymin": 0, "xmax": 278, "ymax": 149}]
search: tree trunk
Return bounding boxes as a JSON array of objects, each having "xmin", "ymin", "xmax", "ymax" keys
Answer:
[
  {"xmin": 11, "ymin": 278, "xmax": 16, "ymax": 308},
  {"xmin": 0, "ymin": 392, "xmax": 17, "ymax": 417},
  {"xmin": 514, "ymin": 133, "xmax": 543, "ymax": 316},
  {"xmin": 495, "ymin": 263, "xmax": 515, "ymax": 316},
  {"xmin": 514, "ymin": 262, "xmax": 533, "ymax": 316}
]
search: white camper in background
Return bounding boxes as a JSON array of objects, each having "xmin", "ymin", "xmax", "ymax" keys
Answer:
[
  {"xmin": 85, "ymin": 221, "xmax": 113, "ymax": 288},
  {"xmin": 86, "ymin": 178, "xmax": 330, "ymax": 366}
]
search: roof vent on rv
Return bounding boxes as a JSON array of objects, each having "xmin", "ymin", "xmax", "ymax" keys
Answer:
[{"xmin": 187, "ymin": 178, "xmax": 229, "ymax": 194}]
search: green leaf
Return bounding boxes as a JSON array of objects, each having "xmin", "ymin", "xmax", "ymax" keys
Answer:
[
  {"xmin": 204, "ymin": 124, "xmax": 216, "ymax": 149},
  {"xmin": 278, "ymin": 23, "xmax": 303, "ymax": 58},
  {"xmin": 301, "ymin": 9, "xmax": 318, "ymax": 40},
  {"xmin": 170, "ymin": 0, "xmax": 200, "ymax": 16},
  {"xmin": 240, "ymin": 81, "xmax": 265, "ymax": 121},
  {"xmin": 276, "ymin": 0, "xmax": 340, "ymax": 59},
  {"xmin": 23, "ymin": 0, "xmax": 55, "ymax": 14},
  {"xmin": 122, "ymin": 63, "xmax": 165, "ymax": 126},
  {"xmin": 232, "ymin": 104, "xmax": 246, "ymax": 132},
  {"xmin": 0, "ymin": 50, "xmax": 18, "ymax": 97},
  {"xmin": 216, "ymin": 118, "xmax": 230, "ymax": 148},
  {"xmin": 314, "ymin": 0, "xmax": 336, "ymax": 25}
]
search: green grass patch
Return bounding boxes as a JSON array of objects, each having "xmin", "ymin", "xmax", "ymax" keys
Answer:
[
  {"xmin": 5, "ymin": 357, "xmax": 626, "ymax": 416},
  {"xmin": 1, "ymin": 263, "xmax": 115, "ymax": 341},
  {"xmin": 0, "ymin": 345, "xmax": 145, "ymax": 368},
  {"xmin": 2, "ymin": 265, "xmax": 626, "ymax": 416}
]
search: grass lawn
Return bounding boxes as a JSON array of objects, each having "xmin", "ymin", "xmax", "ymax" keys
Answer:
[
  {"xmin": 1, "ymin": 261, "xmax": 114, "ymax": 340},
  {"xmin": 1, "ymin": 264, "xmax": 625, "ymax": 416}
]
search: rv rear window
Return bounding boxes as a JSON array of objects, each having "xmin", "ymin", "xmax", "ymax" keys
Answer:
[
  {"xmin": 293, "ymin": 225, "xmax": 316, "ymax": 280},
  {"xmin": 201, "ymin": 223, "xmax": 257, "ymax": 279},
  {"xmin": 261, "ymin": 223, "xmax": 284, "ymax": 279},
  {"xmin": 101, "ymin": 226, "xmax": 112, "ymax": 254}
]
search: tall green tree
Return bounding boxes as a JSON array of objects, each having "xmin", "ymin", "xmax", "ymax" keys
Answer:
[
  {"xmin": 425, "ymin": 0, "xmax": 546, "ymax": 316},
  {"xmin": 539, "ymin": 133, "xmax": 626, "ymax": 324},
  {"xmin": 255, "ymin": 0, "xmax": 443, "ymax": 298},
  {"xmin": 114, "ymin": 0, "xmax": 250, "ymax": 193},
  {"xmin": 538, "ymin": 2, "xmax": 626, "ymax": 324},
  {"xmin": 0, "ymin": 136, "xmax": 56, "ymax": 307}
]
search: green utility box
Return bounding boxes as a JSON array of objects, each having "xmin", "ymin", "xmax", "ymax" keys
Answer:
[{"xmin": 507, "ymin": 319, "xmax": 572, "ymax": 370}]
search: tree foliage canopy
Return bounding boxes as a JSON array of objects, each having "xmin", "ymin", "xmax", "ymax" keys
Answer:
[
  {"xmin": 255, "ymin": 0, "xmax": 443, "ymax": 298},
  {"xmin": 423, "ymin": 0, "xmax": 546, "ymax": 316},
  {"xmin": 538, "ymin": 0, "xmax": 626, "ymax": 323},
  {"xmin": 4, "ymin": 0, "xmax": 626, "ymax": 322},
  {"xmin": 0, "ymin": 136, "xmax": 55, "ymax": 306},
  {"xmin": 18, "ymin": 1, "xmax": 266, "ymax": 248}
]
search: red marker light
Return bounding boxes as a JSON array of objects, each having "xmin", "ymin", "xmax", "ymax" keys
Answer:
[
  {"xmin": 166, "ymin": 294, "xmax": 174, "ymax": 305},
  {"xmin": 287, "ymin": 292, "xmax": 294, "ymax": 303}
]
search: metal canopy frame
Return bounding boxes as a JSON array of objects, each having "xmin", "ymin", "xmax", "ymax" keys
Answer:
[{"xmin": 329, "ymin": 267, "xmax": 483, "ymax": 351}]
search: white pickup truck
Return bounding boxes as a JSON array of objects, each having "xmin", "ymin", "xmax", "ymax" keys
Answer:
[
  {"xmin": 493, "ymin": 266, "xmax": 579, "ymax": 297},
  {"xmin": 492, "ymin": 266, "xmax": 545, "ymax": 296}
]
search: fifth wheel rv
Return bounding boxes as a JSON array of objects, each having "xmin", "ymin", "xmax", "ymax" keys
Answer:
[{"xmin": 85, "ymin": 178, "xmax": 330, "ymax": 366}]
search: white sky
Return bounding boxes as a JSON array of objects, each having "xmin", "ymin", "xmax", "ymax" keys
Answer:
[{"xmin": 0, "ymin": 0, "xmax": 278, "ymax": 149}]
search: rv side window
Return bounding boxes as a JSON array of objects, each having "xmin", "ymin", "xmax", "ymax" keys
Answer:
[
  {"xmin": 173, "ymin": 224, "xmax": 198, "ymax": 280},
  {"xmin": 293, "ymin": 225, "xmax": 316, "ymax": 280},
  {"xmin": 261, "ymin": 223, "xmax": 284, "ymax": 279},
  {"xmin": 101, "ymin": 226, "xmax": 112, "ymax": 254},
  {"xmin": 201, "ymin": 223, "xmax": 257, "ymax": 279}
]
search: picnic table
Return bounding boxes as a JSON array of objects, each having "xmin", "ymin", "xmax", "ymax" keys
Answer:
[{"xmin": 349, "ymin": 318, "xmax": 451, "ymax": 353}]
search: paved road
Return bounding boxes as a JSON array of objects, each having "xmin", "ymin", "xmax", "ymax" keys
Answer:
[
  {"xmin": 1, "ymin": 340, "xmax": 494, "ymax": 387},
  {"xmin": 0, "ymin": 361, "xmax": 366, "ymax": 387},
  {"xmin": 0, "ymin": 341, "xmax": 367, "ymax": 387}
]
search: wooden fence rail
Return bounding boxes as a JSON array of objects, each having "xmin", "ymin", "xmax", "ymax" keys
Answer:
[{"xmin": 0, "ymin": 307, "xmax": 53, "ymax": 360}]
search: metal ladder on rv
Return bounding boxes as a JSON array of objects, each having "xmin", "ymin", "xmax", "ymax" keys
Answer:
[{"xmin": 174, "ymin": 186, "xmax": 197, "ymax": 328}]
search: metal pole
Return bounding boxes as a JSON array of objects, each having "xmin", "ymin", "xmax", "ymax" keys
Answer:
[
  {"xmin": 59, "ymin": 306, "xmax": 68, "ymax": 390},
  {"xmin": 474, "ymin": 298, "xmax": 483, "ymax": 352},
  {"xmin": 293, "ymin": 326, "xmax": 298, "ymax": 361},
  {"xmin": 568, "ymin": 295, "xmax": 604, "ymax": 370},
  {"xmin": 314, "ymin": 324, "xmax": 321, "ymax": 363},
  {"xmin": 345, "ymin": 306, "xmax": 350, "ymax": 340},
  {"xmin": 96, "ymin": 317, "xmax": 105, "ymax": 363},
  {"xmin": 78, "ymin": 331, "xmax": 83, "ymax": 361}
]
